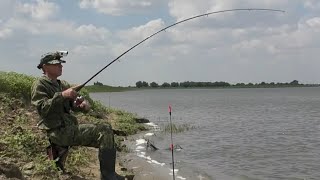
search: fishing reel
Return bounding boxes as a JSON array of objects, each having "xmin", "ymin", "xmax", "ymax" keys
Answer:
[{"xmin": 74, "ymin": 96, "xmax": 84, "ymax": 106}]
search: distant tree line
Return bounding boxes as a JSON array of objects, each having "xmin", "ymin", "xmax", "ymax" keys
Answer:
[
  {"xmin": 135, "ymin": 80, "xmax": 308, "ymax": 88},
  {"xmin": 94, "ymin": 81, "xmax": 104, "ymax": 86}
]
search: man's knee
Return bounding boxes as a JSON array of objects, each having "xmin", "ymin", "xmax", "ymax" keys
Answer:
[
  {"xmin": 96, "ymin": 124, "xmax": 115, "ymax": 149},
  {"xmin": 97, "ymin": 123, "xmax": 114, "ymax": 135}
]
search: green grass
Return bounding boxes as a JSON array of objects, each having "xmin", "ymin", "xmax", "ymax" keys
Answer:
[
  {"xmin": 0, "ymin": 71, "xmax": 36, "ymax": 103},
  {"xmin": 107, "ymin": 107, "xmax": 147, "ymax": 135}
]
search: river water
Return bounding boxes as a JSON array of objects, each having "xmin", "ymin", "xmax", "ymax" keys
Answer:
[{"xmin": 90, "ymin": 87, "xmax": 320, "ymax": 180}]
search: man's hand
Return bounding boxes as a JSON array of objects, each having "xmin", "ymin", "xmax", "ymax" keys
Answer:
[
  {"xmin": 72, "ymin": 84, "xmax": 84, "ymax": 92},
  {"xmin": 79, "ymin": 100, "xmax": 90, "ymax": 111},
  {"xmin": 62, "ymin": 86, "xmax": 78, "ymax": 100}
]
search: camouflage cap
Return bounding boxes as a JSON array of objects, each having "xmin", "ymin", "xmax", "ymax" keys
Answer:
[{"xmin": 37, "ymin": 52, "xmax": 66, "ymax": 69}]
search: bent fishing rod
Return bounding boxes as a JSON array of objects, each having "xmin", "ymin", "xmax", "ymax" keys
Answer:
[{"xmin": 74, "ymin": 8, "xmax": 285, "ymax": 91}]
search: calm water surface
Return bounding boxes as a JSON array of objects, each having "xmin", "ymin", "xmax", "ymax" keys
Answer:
[{"xmin": 90, "ymin": 87, "xmax": 320, "ymax": 180}]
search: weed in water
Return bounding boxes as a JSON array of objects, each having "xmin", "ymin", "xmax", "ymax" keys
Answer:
[{"xmin": 161, "ymin": 123, "xmax": 197, "ymax": 133}]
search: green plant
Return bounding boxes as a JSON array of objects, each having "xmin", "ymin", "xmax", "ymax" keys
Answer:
[
  {"xmin": 161, "ymin": 123, "xmax": 196, "ymax": 133},
  {"xmin": 16, "ymin": 115, "xmax": 28, "ymax": 124},
  {"xmin": 65, "ymin": 147, "xmax": 90, "ymax": 173},
  {"xmin": 114, "ymin": 111, "xmax": 146, "ymax": 135},
  {"xmin": 0, "ymin": 129, "xmax": 45, "ymax": 158},
  {"xmin": 91, "ymin": 100, "xmax": 107, "ymax": 115},
  {"xmin": 33, "ymin": 155, "xmax": 60, "ymax": 179}
]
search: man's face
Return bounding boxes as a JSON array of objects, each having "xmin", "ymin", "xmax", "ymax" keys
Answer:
[{"xmin": 43, "ymin": 63, "xmax": 63, "ymax": 77}]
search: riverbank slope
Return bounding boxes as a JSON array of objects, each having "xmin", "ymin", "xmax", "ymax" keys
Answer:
[{"xmin": 0, "ymin": 72, "xmax": 147, "ymax": 179}]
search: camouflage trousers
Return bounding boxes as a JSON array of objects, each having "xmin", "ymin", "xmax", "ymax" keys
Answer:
[{"xmin": 47, "ymin": 123, "xmax": 115, "ymax": 150}]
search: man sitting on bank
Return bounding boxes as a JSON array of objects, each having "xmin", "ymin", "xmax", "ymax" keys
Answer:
[{"xmin": 31, "ymin": 51, "xmax": 125, "ymax": 180}]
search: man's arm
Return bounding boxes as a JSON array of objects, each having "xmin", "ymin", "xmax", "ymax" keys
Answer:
[{"xmin": 31, "ymin": 81, "xmax": 65, "ymax": 117}]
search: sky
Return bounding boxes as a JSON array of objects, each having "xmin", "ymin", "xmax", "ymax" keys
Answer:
[{"xmin": 0, "ymin": 0, "xmax": 320, "ymax": 86}]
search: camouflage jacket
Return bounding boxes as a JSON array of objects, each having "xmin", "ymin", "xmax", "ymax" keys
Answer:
[{"xmin": 31, "ymin": 76, "xmax": 79, "ymax": 130}]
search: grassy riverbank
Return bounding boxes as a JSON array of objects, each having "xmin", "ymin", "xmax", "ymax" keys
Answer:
[
  {"xmin": 0, "ymin": 71, "xmax": 147, "ymax": 179},
  {"xmin": 85, "ymin": 85, "xmax": 132, "ymax": 92}
]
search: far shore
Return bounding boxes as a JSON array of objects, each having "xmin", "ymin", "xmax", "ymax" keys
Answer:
[{"xmin": 86, "ymin": 84, "xmax": 320, "ymax": 93}]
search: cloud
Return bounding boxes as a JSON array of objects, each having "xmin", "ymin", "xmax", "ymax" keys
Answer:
[
  {"xmin": 0, "ymin": 28, "xmax": 12, "ymax": 39},
  {"xmin": 5, "ymin": 18, "xmax": 111, "ymax": 43},
  {"xmin": 305, "ymin": 17, "xmax": 320, "ymax": 29},
  {"xmin": 15, "ymin": 0, "xmax": 59, "ymax": 20},
  {"xmin": 168, "ymin": 0, "xmax": 290, "ymax": 19},
  {"xmin": 79, "ymin": 0, "xmax": 167, "ymax": 16},
  {"xmin": 304, "ymin": 0, "xmax": 320, "ymax": 10},
  {"xmin": 70, "ymin": 1, "xmax": 320, "ymax": 84},
  {"xmin": 168, "ymin": 0, "xmax": 296, "ymax": 29},
  {"xmin": 164, "ymin": 1, "xmax": 318, "ymax": 55},
  {"xmin": 75, "ymin": 24, "xmax": 111, "ymax": 41},
  {"xmin": 118, "ymin": 19, "xmax": 165, "ymax": 42},
  {"xmin": 0, "ymin": 0, "xmax": 17, "ymax": 19}
]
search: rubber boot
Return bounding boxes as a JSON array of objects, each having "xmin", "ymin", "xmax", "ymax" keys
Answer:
[{"xmin": 99, "ymin": 148, "xmax": 125, "ymax": 180}]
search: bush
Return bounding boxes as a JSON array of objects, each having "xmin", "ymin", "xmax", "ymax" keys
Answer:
[{"xmin": 0, "ymin": 71, "xmax": 36, "ymax": 103}]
